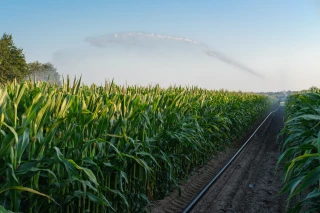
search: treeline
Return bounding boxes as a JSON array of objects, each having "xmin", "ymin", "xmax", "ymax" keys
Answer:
[
  {"xmin": 257, "ymin": 91, "xmax": 293, "ymax": 101},
  {"xmin": 0, "ymin": 33, "xmax": 61, "ymax": 85}
]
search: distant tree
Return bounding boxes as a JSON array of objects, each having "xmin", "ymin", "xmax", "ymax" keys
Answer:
[
  {"xmin": 27, "ymin": 61, "xmax": 61, "ymax": 85},
  {"xmin": 0, "ymin": 33, "xmax": 28, "ymax": 84}
]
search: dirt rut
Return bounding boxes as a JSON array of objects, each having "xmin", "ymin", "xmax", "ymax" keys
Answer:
[{"xmin": 150, "ymin": 108, "xmax": 287, "ymax": 213}]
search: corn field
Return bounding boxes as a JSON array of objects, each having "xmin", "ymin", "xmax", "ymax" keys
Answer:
[
  {"xmin": 0, "ymin": 78, "xmax": 274, "ymax": 212},
  {"xmin": 278, "ymin": 87, "xmax": 320, "ymax": 212}
]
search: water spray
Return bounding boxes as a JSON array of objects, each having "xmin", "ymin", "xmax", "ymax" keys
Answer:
[{"xmin": 85, "ymin": 32, "xmax": 264, "ymax": 78}]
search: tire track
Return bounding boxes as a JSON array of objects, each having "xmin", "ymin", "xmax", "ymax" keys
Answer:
[
  {"xmin": 191, "ymin": 108, "xmax": 286, "ymax": 213},
  {"xmin": 150, "ymin": 108, "xmax": 286, "ymax": 213}
]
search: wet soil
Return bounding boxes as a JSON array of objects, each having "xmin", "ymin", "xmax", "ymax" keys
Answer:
[{"xmin": 150, "ymin": 107, "xmax": 287, "ymax": 213}]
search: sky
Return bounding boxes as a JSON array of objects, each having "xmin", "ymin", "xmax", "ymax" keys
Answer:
[{"xmin": 1, "ymin": 0, "xmax": 320, "ymax": 92}]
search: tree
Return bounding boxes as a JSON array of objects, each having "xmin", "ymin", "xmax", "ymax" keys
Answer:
[
  {"xmin": 27, "ymin": 61, "xmax": 61, "ymax": 85},
  {"xmin": 0, "ymin": 33, "xmax": 28, "ymax": 84}
]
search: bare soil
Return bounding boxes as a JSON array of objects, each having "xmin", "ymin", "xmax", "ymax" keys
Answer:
[{"xmin": 149, "ymin": 108, "xmax": 287, "ymax": 213}]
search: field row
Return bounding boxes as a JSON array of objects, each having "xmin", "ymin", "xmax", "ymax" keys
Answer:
[
  {"xmin": 279, "ymin": 87, "xmax": 320, "ymax": 212},
  {"xmin": 0, "ymin": 79, "xmax": 275, "ymax": 212}
]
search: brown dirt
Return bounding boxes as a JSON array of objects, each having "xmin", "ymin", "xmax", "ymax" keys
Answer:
[{"xmin": 149, "ymin": 107, "xmax": 288, "ymax": 213}]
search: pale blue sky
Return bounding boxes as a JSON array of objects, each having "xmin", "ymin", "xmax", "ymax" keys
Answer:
[{"xmin": 1, "ymin": 0, "xmax": 320, "ymax": 91}]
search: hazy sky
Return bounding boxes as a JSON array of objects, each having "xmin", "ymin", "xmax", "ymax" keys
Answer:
[{"xmin": 1, "ymin": 0, "xmax": 320, "ymax": 92}]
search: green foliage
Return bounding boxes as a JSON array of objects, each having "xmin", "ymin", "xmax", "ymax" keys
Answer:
[
  {"xmin": 0, "ymin": 33, "xmax": 28, "ymax": 84},
  {"xmin": 27, "ymin": 61, "xmax": 61, "ymax": 86},
  {"xmin": 0, "ymin": 78, "xmax": 273, "ymax": 212},
  {"xmin": 278, "ymin": 88, "xmax": 320, "ymax": 212}
]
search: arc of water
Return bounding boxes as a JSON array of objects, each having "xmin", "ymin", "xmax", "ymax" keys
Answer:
[{"xmin": 85, "ymin": 32, "xmax": 264, "ymax": 78}]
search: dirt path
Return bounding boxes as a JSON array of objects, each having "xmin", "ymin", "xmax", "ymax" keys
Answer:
[{"xmin": 150, "ymin": 107, "xmax": 287, "ymax": 213}]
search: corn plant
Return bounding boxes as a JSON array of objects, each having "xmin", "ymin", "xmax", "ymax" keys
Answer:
[
  {"xmin": 0, "ymin": 78, "xmax": 275, "ymax": 212},
  {"xmin": 278, "ymin": 88, "xmax": 320, "ymax": 213}
]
